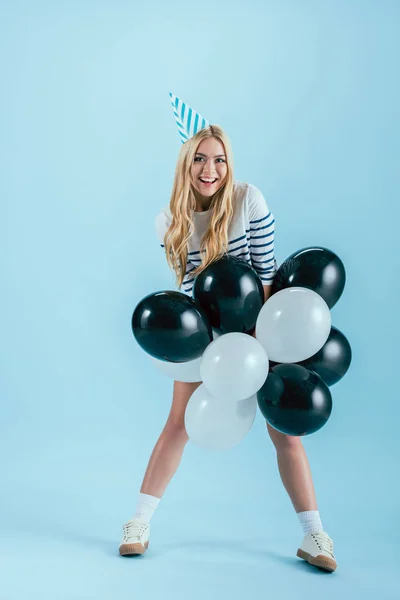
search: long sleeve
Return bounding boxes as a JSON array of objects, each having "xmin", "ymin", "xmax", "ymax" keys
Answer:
[
  {"xmin": 180, "ymin": 262, "xmax": 197, "ymax": 295},
  {"xmin": 155, "ymin": 209, "xmax": 196, "ymax": 295},
  {"xmin": 247, "ymin": 185, "xmax": 277, "ymax": 286}
]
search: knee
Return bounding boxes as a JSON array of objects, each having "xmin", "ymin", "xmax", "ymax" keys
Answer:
[
  {"xmin": 163, "ymin": 419, "xmax": 188, "ymax": 441},
  {"xmin": 266, "ymin": 422, "xmax": 302, "ymax": 450}
]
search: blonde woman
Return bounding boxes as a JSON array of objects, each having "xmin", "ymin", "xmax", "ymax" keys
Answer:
[{"xmin": 119, "ymin": 115, "xmax": 337, "ymax": 572}]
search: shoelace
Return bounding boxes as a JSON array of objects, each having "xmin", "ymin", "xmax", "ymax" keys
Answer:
[
  {"xmin": 310, "ymin": 532, "xmax": 334, "ymax": 555},
  {"xmin": 123, "ymin": 520, "xmax": 148, "ymax": 541}
]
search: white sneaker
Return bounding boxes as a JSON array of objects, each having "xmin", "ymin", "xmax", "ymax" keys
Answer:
[
  {"xmin": 297, "ymin": 531, "xmax": 337, "ymax": 572},
  {"xmin": 119, "ymin": 518, "xmax": 150, "ymax": 556}
]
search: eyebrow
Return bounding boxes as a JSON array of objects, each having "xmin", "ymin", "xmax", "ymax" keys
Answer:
[{"xmin": 195, "ymin": 152, "xmax": 226, "ymax": 158}]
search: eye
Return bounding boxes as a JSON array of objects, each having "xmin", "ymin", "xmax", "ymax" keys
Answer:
[{"xmin": 194, "ymin": 157, "xmax": 226, "ymax": 162}]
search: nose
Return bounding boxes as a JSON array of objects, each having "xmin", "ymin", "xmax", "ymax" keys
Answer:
[{"xmin": 202, "ymin": 166, "xmax": 217, "ymax": 177}]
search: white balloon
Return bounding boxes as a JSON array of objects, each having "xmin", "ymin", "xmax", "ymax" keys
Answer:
[
  {"xmin": 256, "ymin": 287, "xmax": 331, "ymax": 363},
  {"xmin": 184, "ymin": 384, "xmax": 257, "ymax": 451},
  {"xmin": 150, "ymin": 355, "xmax": 202, "ymax": 382},
  {"xmin": 200, "ymin": 332, "xmax": 269, "ymax": 401}
]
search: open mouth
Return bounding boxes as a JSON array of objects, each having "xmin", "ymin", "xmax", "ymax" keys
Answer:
[{"xmin": 199, "ymin": 178, "xmax": 218, "ymax": 186}]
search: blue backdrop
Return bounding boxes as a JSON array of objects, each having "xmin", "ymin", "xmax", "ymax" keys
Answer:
[{"xmin": 1, "ymin": 1, "xmax": 398, "ymax": 598}]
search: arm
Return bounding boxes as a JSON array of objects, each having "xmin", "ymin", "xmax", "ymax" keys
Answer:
[
  {"xmin": 155, "ymin": 210, "xmax": 197, "ymax": 295},
  {"xmin": 248, "ymin": 185, "xmax": 277, "ymax": 287}
]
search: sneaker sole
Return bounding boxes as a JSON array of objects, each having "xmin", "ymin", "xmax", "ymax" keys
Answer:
[
  {"xmin": 297, "ymin": 548, "xmax": 337, "ymax": 572},
  {"xmin": 119, "ymin": 541, "xmax": 149, "ymax": 556}
]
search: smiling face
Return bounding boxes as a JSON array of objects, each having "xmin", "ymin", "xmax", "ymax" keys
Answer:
[{"xmin": 190, "ymin": 137, "xmax": 228, "ymax": 207}]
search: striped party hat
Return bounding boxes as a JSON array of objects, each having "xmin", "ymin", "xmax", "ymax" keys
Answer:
[{"xmin": 169, "ymin": 92, "xmax": 210, "ymax": 144}]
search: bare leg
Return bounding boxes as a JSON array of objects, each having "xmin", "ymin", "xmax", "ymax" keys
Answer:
[
  {"xmin": 140, "ymin": 380, "xmax": 202, "ymax": 498},
  {"xmin": 266, "ymin": 423, "xmax": 318, "ymax": 513}
]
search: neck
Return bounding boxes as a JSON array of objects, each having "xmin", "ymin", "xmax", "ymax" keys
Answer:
[{"xmin": 193, "ymin": 188, "xmax": 214, "ymax": 212}]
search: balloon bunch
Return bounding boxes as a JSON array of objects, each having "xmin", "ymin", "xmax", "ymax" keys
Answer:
[
  {"xmin": 131, "ymin": 249, "xmax": 351, "ymax": 451},
  {"xmin": 256, "ymin": 247, "xmax": 351, "ymax": 437}
]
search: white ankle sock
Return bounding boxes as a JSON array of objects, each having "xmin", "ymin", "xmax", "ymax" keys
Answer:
[
  {"xmin": 297, "ymin": 510, "xmax": 323, "ymax": 535},
  {"xmin": 133, "ymin": 493, "xmax": 160, "ymax": 523}
]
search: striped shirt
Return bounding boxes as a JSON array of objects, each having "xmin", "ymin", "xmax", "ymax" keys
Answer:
[{"xmin": 155, "ymin": 180, "xmax": 278, "ymax": 295}]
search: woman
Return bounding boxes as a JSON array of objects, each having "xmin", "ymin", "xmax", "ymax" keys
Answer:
[{"xmin": 119, "ymin": 96, "xmax": 337, "ymax": 572}]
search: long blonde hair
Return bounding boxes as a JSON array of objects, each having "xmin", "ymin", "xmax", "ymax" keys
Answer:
[{"xmin": 164, "ymin": 125, "xmax": 235, "ymax": 288}]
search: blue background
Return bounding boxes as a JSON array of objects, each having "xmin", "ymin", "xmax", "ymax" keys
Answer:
[{"xmin": 1, "ymin": 1, "xmax": 398, "ymax": 598}]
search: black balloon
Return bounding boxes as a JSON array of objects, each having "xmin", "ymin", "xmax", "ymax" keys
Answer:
[
  {"xmin": 271, "ymin": 247, "xmax": 346, "ymax": 308},
  {"xmin": 192, "ymin": 255, "xmax": 264, "ymax": 335},
  {"xmin": 257, "ymin": 364, "xmax": 332, "ymax": 436},
  {"xmin": 296, "ymin": 326, "xmax": 352, "ymax": 386},
  {"xmin": 268, "ymin": 326, "xmax": 352, "ymax": 387},
  {"xmin": 132, "ymin": 291, "xmax": 212, "ymax": 362}
]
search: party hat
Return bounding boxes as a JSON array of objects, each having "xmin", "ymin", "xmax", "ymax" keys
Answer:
[{"xmin": 169, "ymin": 92, "xmax": 210, "ymax": 144}]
